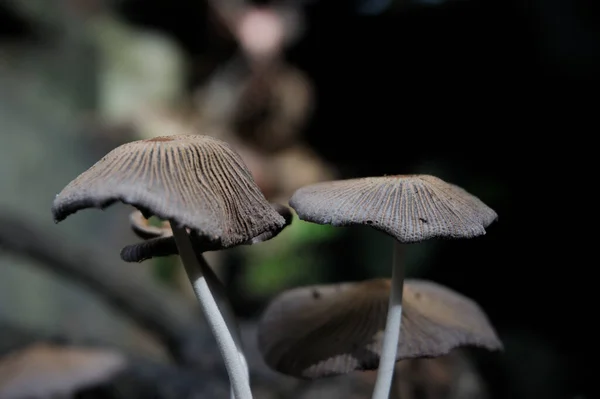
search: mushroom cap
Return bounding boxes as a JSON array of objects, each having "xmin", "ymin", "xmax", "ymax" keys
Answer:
[
  {"xmin": 0, "ymin": 343, "xmax": 126, "ymax": 399},
  {"xmin": 129, "ymin": 210, "xmax": 172, "ymax": 240},
  {"xmin": 120, "ymin": 236, "xmax": 180, "ymax": 262},
  {"xmin": 52, "ymin": 135, "xmax": 286, "ymax": 249},
  {"xmin": 289, "ymin": 175, "xmax": 497, "ymax": 243},
  {"xmin": 121, "ymin": 203, "xmax": 294, "ymax": 262},
  {"xmin": 257, "ymin": 278, "xmax": 502, "ymax": 379}
]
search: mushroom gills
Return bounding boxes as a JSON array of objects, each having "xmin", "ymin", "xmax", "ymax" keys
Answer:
[{"xmin": 256, "ymin": 278, "xmax": 502, "ymax": 379}]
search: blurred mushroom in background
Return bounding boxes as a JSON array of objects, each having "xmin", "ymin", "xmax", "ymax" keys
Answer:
[
  {"xmin": 257, "ymin": 278, "xmax": 501, "ymax": 379},
  {"xmin": 0, "ymin": 342, "xmax": 126, "ymax": 399},
  {"xmin": 356, "ymin": 350, "xmax": 490, "ymax": 399}
]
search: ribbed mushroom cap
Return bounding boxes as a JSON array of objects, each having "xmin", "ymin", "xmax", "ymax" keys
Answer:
[
  {"xmin": 0, "ymin": 343, "xmax": 126, "ymax": 399},
  {"xmin": 289, "ymin": 175, "xmax": 497, "ymax": 243},
  {"xmin": 257, "ymin": 278, "xmax": 502, "ymax": 379},
  {"xmin": 52, "ymin": 135, "xmax": 286, "ymax": 249},
  {"xmin": 120, "ymin": 203, "xmax": 294, "ymax": 262}
]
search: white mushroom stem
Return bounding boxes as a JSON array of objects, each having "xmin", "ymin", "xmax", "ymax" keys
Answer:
[
  {"xmin": 192, "ymin": 246, "xmax": 251, "ymax": 399},
  {"xmin": 371, "ymin": 240, "xmax": 406, "ymax": 399},
  {"xmin": 172, "ymin": 226, "xmax": 253, "ymax": 399}
]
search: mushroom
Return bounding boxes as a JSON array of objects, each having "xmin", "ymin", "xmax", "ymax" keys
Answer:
[
  {"xmin": 129, "ymin": 210, "xmax": 172, "ymax": 239},
  {"xmin": 119, "ymin": 205, "xmax": 293, "ymax": 353},
  {"xmin": 287, "ymin": 174, "xmax": 498, "ymax": 399},
  {"xmin": 119, "ymin": 211, "xmax": 180, "ymax": 262},
  {"xmin": 52, "ymin": 134, "xmax": 288, "ymax": 399},
  {"xmin": 257, "ymin": 278, "xmax": 502, "ymax": 378},
  {"xmin": 0, "ymin": 343, "xmax": 126, "ymax": 399},
  {"xmin": 121, "ymin": 203, "xmax": 293, "ymax": 263}
]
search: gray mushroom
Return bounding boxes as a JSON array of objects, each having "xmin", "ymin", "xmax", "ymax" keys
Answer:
[
  {"xmin": 288, "ymin": 174, "xmax": 498, "ymax": 399},
  {"xmin": 52, "ymin": 134, "xmax": 288, "ymax": 399},
  {"xmin": 257, "ymin": 278, "xmax": 502, "ymax": 379},
  {"xmin": 52, "ymin": 135, "xmax": 285, "ymax": 247},
  {"xmin": 0, "ymin": 343, "xmax": 126, "ymax": 399},
  {"xmin": 121, "ymin": 203, "xmax": 293, "ymax": 262}
]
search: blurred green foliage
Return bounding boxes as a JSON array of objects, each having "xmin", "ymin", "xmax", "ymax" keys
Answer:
[
  {"xmin": 150, "ymin": 256, "xmax": 178, "ymax": 287},
  {"xmin": 242, "ymin": 214, "xmax": 340, "ymax": 297}
]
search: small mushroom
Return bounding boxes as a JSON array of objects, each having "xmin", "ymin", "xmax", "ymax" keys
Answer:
[
  {"xmin": 120, "ymin": 211, "xmax": 181, "ymax": 261},
  {"xmin": 121, "ymin": 203, "xmax": 293, "ymax": 262},
  {"xmin": 0, "ymin": 343, "xmax": 126, "ymax": 399},
  {"xmin": 129, "ymin": 210, "xmax": 172, "ymax": 239},
  {"xmin": 52, "ymin": 134, "xmax": 288, "ymax": 399},
  {"xmin": 257, "ymin": 278, "xmax": 502, "ymax": 380},
  {"xmin": 288, "ymin": 175, "xmax": 498, "ymax": 399}
]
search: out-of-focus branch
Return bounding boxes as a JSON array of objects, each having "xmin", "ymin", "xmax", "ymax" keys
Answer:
[{"xmin": 0, "ymin": 213, "xmax": 207, "ymax": 367}]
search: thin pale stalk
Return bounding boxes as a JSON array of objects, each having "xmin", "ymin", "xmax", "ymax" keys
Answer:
[
  {"xmin": 172, "ymin": 226, "xmax": 253, "ymax": 399},
  {"xmin": 371, "ymin": 240, "xmax": 405, "ymax": 399},
  {"xmin": 193, "ymin": 249, "xmax": 251, "ymax": 398}
]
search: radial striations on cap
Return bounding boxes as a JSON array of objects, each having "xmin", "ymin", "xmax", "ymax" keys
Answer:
[
  {"xmin": 52, "ymin": 135, "xmax": 286, "ymax": 248},
  {"xmin": 289, "ymin": 175, "xmax": 497, "ymax": 243},
  {"xmin": 257, "ymin": 278, "xmax": 502, "ymax": 379},
  {"xmin": 245, "ymin": 203, "xmax": 294, "ymax": 244}
]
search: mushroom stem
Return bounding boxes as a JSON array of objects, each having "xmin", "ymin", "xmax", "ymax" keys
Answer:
[
  {"xmin": 371, "ymin": 240, "xmax": 406, "ymax": 399},
  {"xmin": 172, "ymin": 226, "xmax": 253, "ymax": 399},
  {"xmin": 192, "ymin": 246, "xmax": 251, "ymax": 397}
]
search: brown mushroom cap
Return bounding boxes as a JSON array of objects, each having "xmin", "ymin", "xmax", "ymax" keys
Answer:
[
  {"xmin": 52, "ymin": 135, "xmax": 286, "ymax": 249},
  {"xmin": 0, "ymin": 343, "xmax": 126, "ymax": 399},
  {"xmin": 257, "ymin": 278, "xmax": 502, "ymax": 379},
  {"xmin": 120, "ymin": 203, "xmax": 294, "ymax": 262},
  {"xmin": 289, "ymin": 175, "xmax": 497, "ymax": 243}
]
